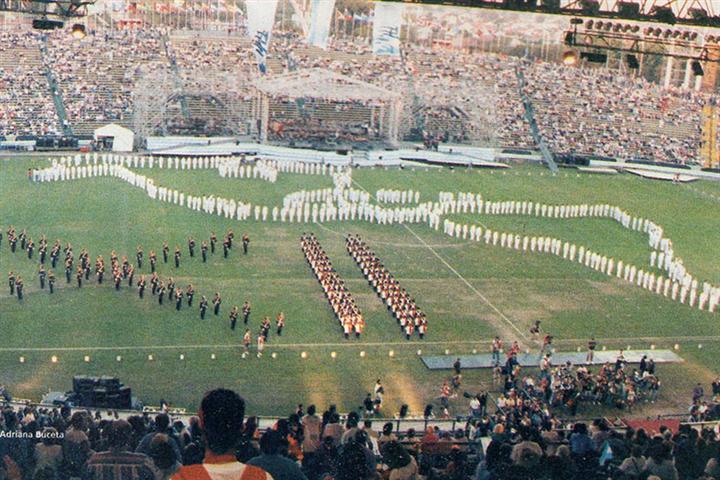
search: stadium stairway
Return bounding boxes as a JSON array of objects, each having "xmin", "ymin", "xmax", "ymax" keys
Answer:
[
  {"xmin": 39, "ymin": 36, "xmax": 72, "ymax": 137},
  {"xmin": 701, "ymin": 104, "xmax": 718, "ymax": 168},
  {"xmin": 161, "ymin": 33, "xmax": 190, "ymax": 121},
  {"xmin": 515, "ymin": 66, "xmax": 558, "ymax": 173}
]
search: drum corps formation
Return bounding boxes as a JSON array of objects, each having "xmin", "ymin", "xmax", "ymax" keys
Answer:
[
  {"xmin": 347, "ymin": 235, "xmax": 428, "ymax": 339},
  {"xmin": 300, "ymin": 233, "xmax": 365, "ymax": 339}
]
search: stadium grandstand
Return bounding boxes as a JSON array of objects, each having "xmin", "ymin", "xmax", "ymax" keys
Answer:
[{"xmin": 1, "ymin": 0, "xmax": 720, "ymax": 479}]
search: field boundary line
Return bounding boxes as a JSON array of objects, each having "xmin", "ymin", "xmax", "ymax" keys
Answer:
[{"xmin": 3, "ymin": 335, "xmax": 719, "ymax": 353}]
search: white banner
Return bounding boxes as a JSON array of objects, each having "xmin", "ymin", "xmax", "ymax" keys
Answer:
[
  {"xmin": 246, "ymin": 0, "xmax": 279, "ymax": 74},
  {"xmin": 372, "ymin": 2, "xmax": 402, "ymax": 56},
  {"xmin": 307, "ymin": 0, "xmax": 336, "ymax": 49}
]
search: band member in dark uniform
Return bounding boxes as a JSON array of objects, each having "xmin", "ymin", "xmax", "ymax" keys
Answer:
[
  {"xmin": 261, "ymin": 317, "xmax": 271, "ymax": 341},
  {"xmin": 175, "ymin": 288, "xmax": 183, "ymax": 311},
  {"xmin": 242, "ymin": 234, "xmax": 250, "ymax": 255},
  {"xmin": 229, "ymin": 306, "xmax": 239, "ymax": 331},
  {"xmin": 121, "ymin": 256, "xmax": 130, "ymax": 278},
  {"xmin": 199, "ymin": 296, "xmax": 208, "ymax": 319},
  {"xmin": 167, "ymin": 278, "xmax": 176, "ymax": 301},
  {"xmin": 38, "ymin": 266, "xmax": 46, "ymax": 289},
  {"xmin": 76, "ymin": 267, "xmax": 83, "ymax": 288},
  {"xmin": 186, "ymin": 284, "xmax": 194, "ymax": 307},
  {"xmin": 174, "ymin": 246, "xmax": 181, "ymax": 268},
  {"xmin": 48, "ymin": 271, "xmax": 55, "ymax": 294},
  {"xmin": 242, "ymin": 301, "xmax": 251, "ymax": 325},
  {"xmin": 136, "ymin": 246, "xmax": 143, "ymax": 269},
  {"xmin": 50, "ymin": 243, "xmax": 60, "ymax": 268},
  {"xmin": 276, "ymin": 312, "xmax": 285, "ymax": 336},
  {"xmin": 150, "ymin": 251, "xmax": 157, "ymax": 273},
  {"xmin": 210, "ymin": 232, "xmax": 217, "ymax": 254},
  {"xmin": 8, "ymin": 271, "xmax": 15, "ymax": 295},
  {"xmin": 138, "ymin": 275, "xmax": 146, "ymax": 299},
  {"xmin": 188, "ymin": 237, "xmax": 196, "ymax": 257},
  {"xmin": 201, "ymin": 241, "xmax": 208, "ymax": 263},
  {"xmin": 158, "ymin": 281, "xmax": 166, "ymax": 305},
  {"xmin": 150, "ymin": 272, "xmax": 159, "ymax": 295},
  {"xmin": 222, "ymin": 237, "xmax": 230, "ymax": 259},
  {"xmin": 162, "ymin": 241, "xmax": 169, "ymax": 263},
  {"xmin": 65, "ymin": 258, "xmax": 72, "ymax": 283},
  {"xmin": 15, "ymin": 276, "xmax": 23, "ymax": 300},
  {"xmin": 212, "ymin": 292, "xmax": 222, "ymax": 316}
]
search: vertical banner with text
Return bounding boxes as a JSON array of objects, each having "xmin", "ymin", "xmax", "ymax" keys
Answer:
[
  {"xmin": 307, "ymin": 0, "xmax": 336, "ymax": 49},
  {"xmin": 246, "ymin": 0, "xmax": 279, "ymax": 74},
  {"xmin": 372, "ymin": 1, "xmax": 402, "ymax": 56}
]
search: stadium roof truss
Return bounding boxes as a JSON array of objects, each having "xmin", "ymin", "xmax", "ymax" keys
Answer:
[
  {"xmin": 384, "ymin": 0, "xmax": 720, "ymax": 27},
  {"xmin": 252, "ymin": 68, "xmax": 401, "ymax": 104},
  {"xmin": 0, "ymin": 0, "xmax": 95, "ymax": 17}
]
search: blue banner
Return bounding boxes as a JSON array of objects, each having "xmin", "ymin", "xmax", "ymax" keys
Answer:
[{"xmin": 246, "ymin": 0, "xmax": 279, "ymax": 74}]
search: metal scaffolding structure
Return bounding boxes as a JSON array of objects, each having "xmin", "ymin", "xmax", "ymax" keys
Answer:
[
  {"xmin": 131, "ymin": 69, "xmax": 176, "ymax": 146},
  {"xmin": 131, "ymin": 68, "xmax": 258, "ymax": 144}
]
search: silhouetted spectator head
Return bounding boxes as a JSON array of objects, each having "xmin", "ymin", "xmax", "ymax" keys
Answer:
[
  {"xmin": 107, "ymin": 419, "xmax": 132, "ymax": 450},
  {"xmin": 198, "ymin": 388, "xmax": 245, "ymax": 455},
  {"xmin": 155, "ymin": 413, "xmax": 170, "ymax": 432},
  {"xmin": 149, "ymin": 433, "xmax": 178, "ymax": 470},
  {"xmin": 259, "ymin": 429, "xmax": 287, "ymax": 455}
]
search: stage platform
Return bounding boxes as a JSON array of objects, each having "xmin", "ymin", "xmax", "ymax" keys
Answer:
[
  {"xmin": 421, "ymin": 349, "xmax": 683, "ymax": 370},
  {"xmin": 577, "ymin": 167, "xmax": 619, "ymax": 175},
  {"xmin": 624, "ymin": 168, "xmax": 699, "ymax": 183}
]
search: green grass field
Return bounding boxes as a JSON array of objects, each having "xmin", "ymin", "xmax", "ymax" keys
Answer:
[{"xmin": 1, "ymin": 156, "xmax": 718, "ymax": 417}]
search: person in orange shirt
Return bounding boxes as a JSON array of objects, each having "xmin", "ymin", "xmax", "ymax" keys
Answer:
[{"xmin": 171, "ymin": 389, "xmax": 273, "ymax": 480}]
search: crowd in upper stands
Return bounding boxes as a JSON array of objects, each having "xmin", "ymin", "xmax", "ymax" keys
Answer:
[
  {"xmin": 44, "ymin": 27, "xmax": 169, "ymax": 137},
  {"xmin": 0, "ymin": 30, "xmax": 60, "ymax": 138},
  {"xmin": 0, "ymin": 22, "xmax": 717, "ymax": 164},
  {"xmin": 1, "ymin": 382, "xmax": 720, "ymax": 480},
  {"xmin": 522, "ymin": 61, "xmax": 707, "ymax": 165}
]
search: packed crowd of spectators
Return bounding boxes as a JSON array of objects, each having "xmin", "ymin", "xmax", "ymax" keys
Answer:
[
  {"xmin": 0, "ymin": 23, "xmax": 717, "ymax": 164},
  {"xmin": 3, "ymin": 385, "xmax": 720, "ymax": 480},
  {"xmin": 522, "ymin": 60, "xmax": 709, "ymax": 164},
  {"xmin": 44, "ymin": 27, "xmax": 169, "ymax": 136},
  {"xmin": 0, "ymin": 30, "xmax": 60, "ymax": 138}
]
